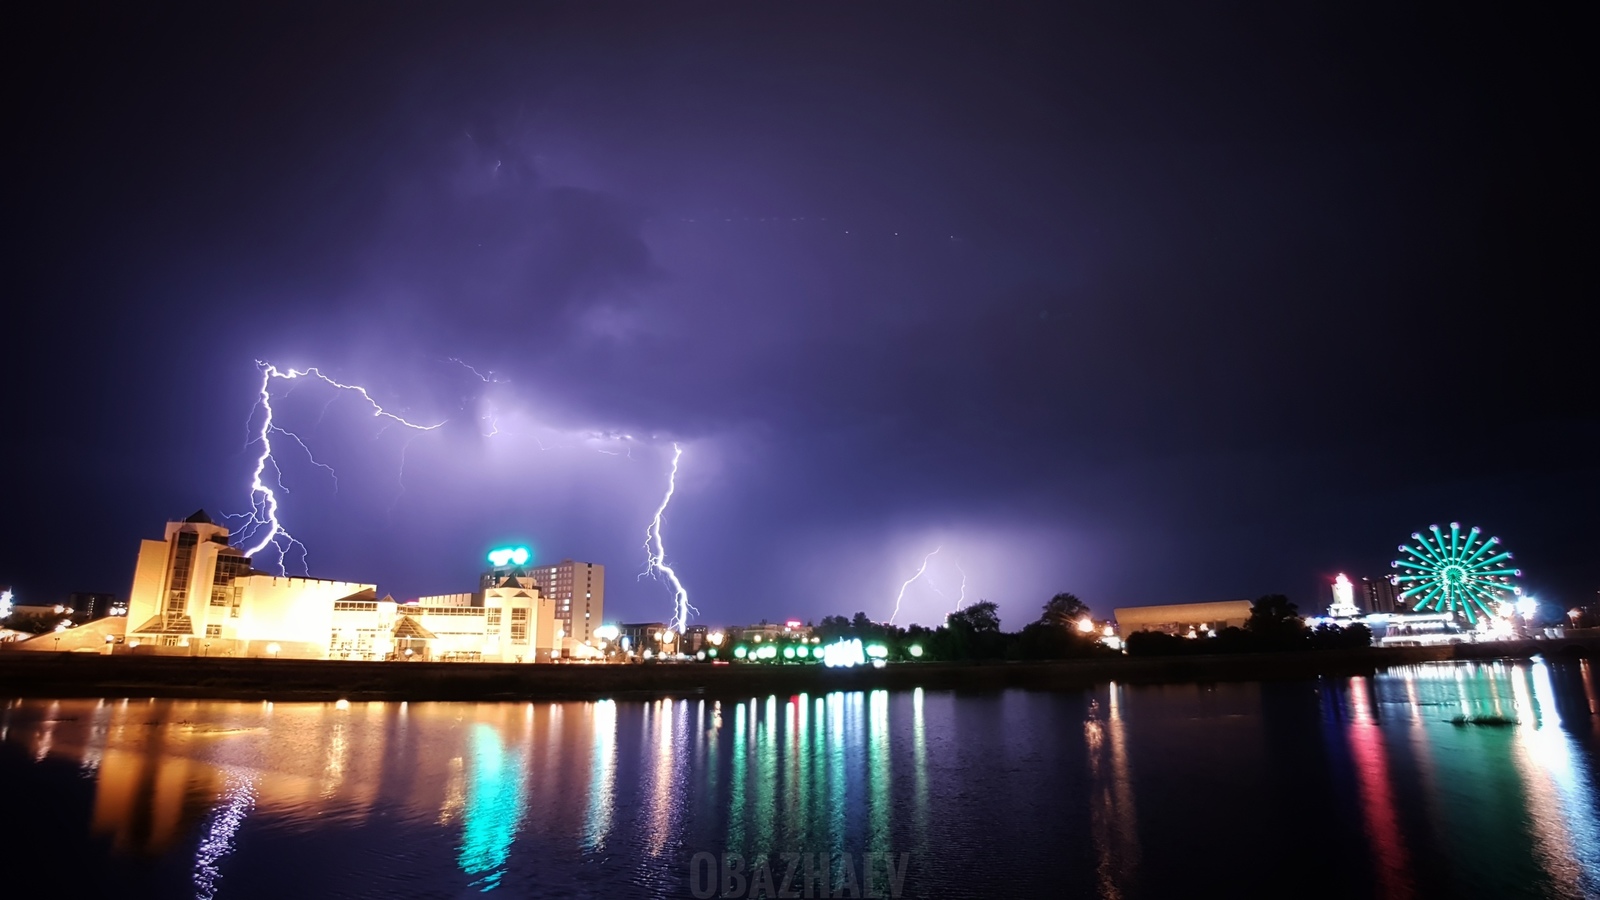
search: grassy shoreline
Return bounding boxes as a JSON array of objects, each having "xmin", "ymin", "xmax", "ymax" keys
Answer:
[{"xmin": 2, "ymin": 638, "xmax": 1591, "ymax": 703}]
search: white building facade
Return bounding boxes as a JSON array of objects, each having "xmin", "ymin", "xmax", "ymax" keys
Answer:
[{"xmin": 113, "ymin": 512, "xmax": 559, "ymax": 662}]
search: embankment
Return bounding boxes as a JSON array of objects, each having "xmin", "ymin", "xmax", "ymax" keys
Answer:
[{"xmin": 0, "ymin": 637, "xmax": 1591, "ymax": 702}]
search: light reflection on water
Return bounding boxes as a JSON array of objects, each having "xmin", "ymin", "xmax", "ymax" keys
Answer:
[{"xmin": 2, "ymin": 659, "xmax": 1598, "ymax": 899}]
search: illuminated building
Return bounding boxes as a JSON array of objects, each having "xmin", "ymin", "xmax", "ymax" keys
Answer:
[
  {"xmin": 1329, "ymin": 574, "xmax": 1361, "ymax": 619},
  {"xmin": 527, "ymin": 559, "xmax": 605, "ymax": 647},
  {"xmin": 119, "ymin": 510, "xmax": 377, "ymax": 658},
  {"xmin": 1112, "ymin": 600, "xmax": 1254, "ymax": 636},
  {"xmin": 27, "ymin": 513, "xmax": 564, "ymax": 662}
]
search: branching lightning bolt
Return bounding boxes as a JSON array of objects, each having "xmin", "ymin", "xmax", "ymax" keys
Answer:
[
  {"xmin": 889, "ymin": 546, "xmax": 941, "ymax": 625},
  {"xmin": 230, "ymin": 361, "xmax": 443, "ymax": 574},
  {"xmin": 643, "ymin": 443, "xmax": 696, "ymax": 635},
  {"xmin": 951, "ymin": 560, "xmax": 968, "ymax": 612}
]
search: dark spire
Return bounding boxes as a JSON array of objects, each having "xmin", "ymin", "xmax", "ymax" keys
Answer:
[{"xmin": 183, "ymin": 509, "xmax": 213, "ymax": 524}]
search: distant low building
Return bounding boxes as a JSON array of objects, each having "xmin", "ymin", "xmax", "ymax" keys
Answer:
[
  {"xmin": 618, "ymin": 622, "xmax": 675, "ymax": 657},
  {"xmin": 733, "ymin": 620, "xmax": 814, "ymax": 645},
  {"xmin": 1113, "ymin": 600, "xmax": 1255, "ymax": 636}
]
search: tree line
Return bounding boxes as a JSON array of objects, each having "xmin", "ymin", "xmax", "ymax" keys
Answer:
[{"xmin": 806, "ymin": 592, "xmax": 1371, "ymax": 662}]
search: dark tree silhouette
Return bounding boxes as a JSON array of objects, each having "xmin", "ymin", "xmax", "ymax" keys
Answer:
[
  {"xmin": 1040, "ymin": 592, "xmax": 1091, "ymax": 628},
  {"xmin": 948, "ymin": 601, "xmax": 1001, "ymax": 633},
  {"xmin": 1245, "ymin": 594, "xmax": 1307, "ymax": 648}
]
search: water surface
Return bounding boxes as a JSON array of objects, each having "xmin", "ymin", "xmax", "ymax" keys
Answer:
[{"xmin": 3, "ymin": 659, "xmax": 1597, "ymax": 899}]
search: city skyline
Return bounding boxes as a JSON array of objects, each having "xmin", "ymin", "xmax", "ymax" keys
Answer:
[{"xmin": 3, "ymin": 5, "xmax": 1592, "ymax": 630}]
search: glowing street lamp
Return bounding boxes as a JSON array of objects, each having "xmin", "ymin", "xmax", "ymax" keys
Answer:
[
  {"xmin": 909, "ymin": 644, "xmax": 923, "ymax": 658},
  {"xmin": 1076, "ymin": 617, "xmax": 1095, "ymax": 633}
]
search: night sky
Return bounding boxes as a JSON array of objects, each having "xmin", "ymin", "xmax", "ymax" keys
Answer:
[{"xmin": 4, "ymin": 5, "xmax": 1592, "ymax": 628}]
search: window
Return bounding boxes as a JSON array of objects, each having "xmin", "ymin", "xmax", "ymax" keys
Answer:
[
  {"xmin": 510, "ymin": 624, "xmax": 527, "ymax": 643},
  {"xmin": 511, "ymin": 608, "xmax": 528, "ymax": 622},
  {"xmin": 206, "ymin": 624, "xmax": 222, "ymax": 637},
  {"xmin": 487, "ymin": 609, "xmax": 502, "ymax": 626},
  {"xmin": 160, "ymin": 635, "xmax": 180, "ymax": 647},
  {"xmin": 167, "ymin": 532, "xmax": 198, "ymax": 613}
]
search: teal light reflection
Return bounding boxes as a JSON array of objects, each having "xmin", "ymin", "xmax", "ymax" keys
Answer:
[
  {"xmin": 458, "ymin": 723, "xmax": 527, "ymax": 891},
  {"xmin": 755, "ymin": 695, "xmax": 778, "ymax": 868}
]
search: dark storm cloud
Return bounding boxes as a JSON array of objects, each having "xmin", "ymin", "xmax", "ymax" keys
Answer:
[{"xmin": 3, "ymin": 4, "xmax": 1593, "ymax": 624}]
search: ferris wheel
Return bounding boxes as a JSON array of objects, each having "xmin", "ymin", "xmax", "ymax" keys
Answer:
[{"xmin": 1391, "ymin": 522, "xmax": 1520, "ymax": 624}]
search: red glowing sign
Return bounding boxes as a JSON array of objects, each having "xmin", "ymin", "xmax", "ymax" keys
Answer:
[{"xmin": 785, "ymin": 620, "xmax": 802, "ymax": 629}]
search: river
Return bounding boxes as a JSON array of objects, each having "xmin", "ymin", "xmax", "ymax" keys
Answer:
[{"xmin": 2, "ymin": 659, "xmax": 1597, "ymax": 899}]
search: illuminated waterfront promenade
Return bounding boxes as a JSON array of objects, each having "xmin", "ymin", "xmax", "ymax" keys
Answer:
[{"xmin": 1, "ymin": 638, "xmax": 1596, "ymax": 702}]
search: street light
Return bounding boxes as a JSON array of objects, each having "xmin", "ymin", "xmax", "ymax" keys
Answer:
[{"xmin": 267, "ymin": 642, "xmax": 281, "ymax": 659}]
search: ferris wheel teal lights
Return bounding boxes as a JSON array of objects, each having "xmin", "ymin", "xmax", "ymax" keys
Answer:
[{"xmin": 1391, "ymin": 522, "xmax": 1521, "ymax": 624}]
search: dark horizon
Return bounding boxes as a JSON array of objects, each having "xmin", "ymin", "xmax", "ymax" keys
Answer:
[{"xmin": 3, "ymin": 4, "xmax": 1592, "ymax": 628}]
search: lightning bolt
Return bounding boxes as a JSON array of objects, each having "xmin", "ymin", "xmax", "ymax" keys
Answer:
[
  {"xmin": 889, "ymin": 546, "xmax": 941, "ymax": 625},
  {"xmin": 952, "ymin": 560, "xmax": 968, "ymax": 612},
  {"xmin": 229, "ymin": 361, "xmax": 443, "ymax": 573},
  {"xmin": 447, "ymin": 357, "xmax": 504, "ymax": 383},
  {"xmin": 643, "ymin": 443, "xmax": 696, "ymax": 635}
]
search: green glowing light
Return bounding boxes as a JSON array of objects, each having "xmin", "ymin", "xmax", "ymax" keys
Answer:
[
  {"xmin": 734, "ymin": 646, "xmax": 749, "ymax": 659},
  {"xmin": 909, "ymin": 644, "xmax": 923, "ymax": 657},
  {"xmin": 487, "ymin": 546, "xmax": 531, "ymax": 567},
  {"xmin": 1392, "ymin": 523, "xmax": 1521, "ymax": 624},
  {"xmin": 782, "ymin": 646, "xmax": 796, "ymax": 659},
  {"xmin": 865, "ymin": 643, "xmax": 889, "ymax": 659},
  {"xmin": 458, "ymin": 724, "xmax": 525, "ymax": 889}
]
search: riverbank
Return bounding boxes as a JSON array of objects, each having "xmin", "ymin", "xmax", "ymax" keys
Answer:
[{"xmin": 0, "ymin": 638, "xmax": 1591, "ymax": 702}]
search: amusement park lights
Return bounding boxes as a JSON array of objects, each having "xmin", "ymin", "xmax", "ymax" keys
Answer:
[{"xmin": 1392, "ymin": 523, "xmax": 1521, "ymax": 624}]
